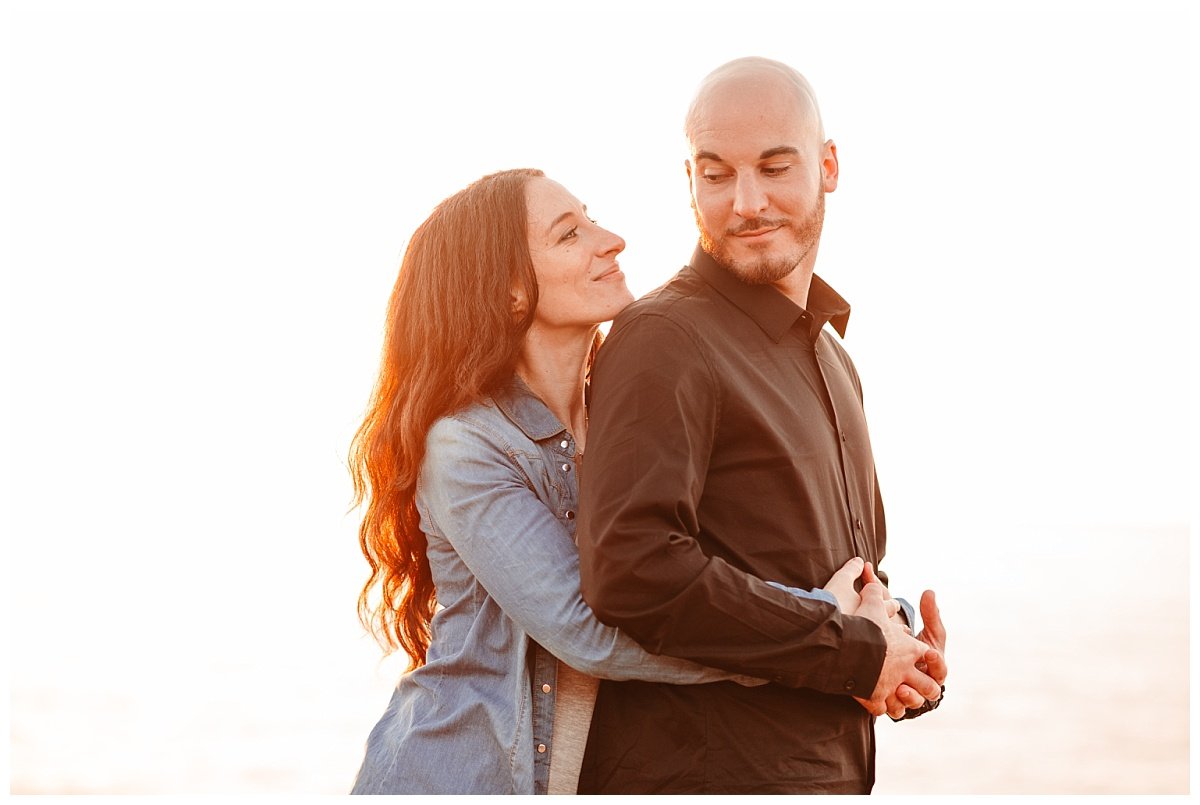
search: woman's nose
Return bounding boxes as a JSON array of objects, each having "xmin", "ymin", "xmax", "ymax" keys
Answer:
[{"xmin": 597, "ymin": 227, "xmax": 625, "ymax": 257}]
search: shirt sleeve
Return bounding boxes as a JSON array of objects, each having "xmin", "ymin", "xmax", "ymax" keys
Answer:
[
  {"xmin": 416, "ymin": 414, "xmax": 759, "ymax": 685},
  {"xmin": 577, "ymin": 313, "xmax": 886, "ymax": 695}
]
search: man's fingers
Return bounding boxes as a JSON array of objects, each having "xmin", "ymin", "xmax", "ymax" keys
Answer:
[
  {"xmin": 919, "ymin": 589, "xmax": 946, "ymax": 648},
  {"xmin": 885, "ymin": 686, "xmax": 920, "ymax": 718},
  {"xmin": 861, "ymin": 561, "xmax": 896, "ymax": 599},
  {"xmin": 854, "ymin": 695, "xmax": 886, "ymax": 717},
  {"xmin": 856, "ymin": 581, "xmax": 887, "ymax": 623},
  {"xmin": 905, "ymin": 665, "xmax": 942, "ymax": 702},
  {"xmin": 859, "ymin": 580, "xmax": 884, "ymax": 604},
  {"xmin": 894, "ymin": 683, "xmax": 924, "ymax": 710},
  {"xmin": 923, "ymin": 648, "xmax": 948, "ymax": 687},
  {"xmin": 885, "ymin": 599, "xmax": 900, "ymax": 619}
]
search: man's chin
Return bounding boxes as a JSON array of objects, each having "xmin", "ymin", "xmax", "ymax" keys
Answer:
[{"xmin": 715, "ymin": 244, "xmax": 799, "ymax": 285}]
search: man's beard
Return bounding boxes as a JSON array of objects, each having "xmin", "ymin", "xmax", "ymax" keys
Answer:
[{"xmin": 695, "ymin": 192, "xmax": 825, "ymax": 285}]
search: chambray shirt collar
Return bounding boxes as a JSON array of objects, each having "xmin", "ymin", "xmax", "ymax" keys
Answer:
[
  {"xmin": 688, "ymin": 243, "xmax": 851, "ymax": 344},
  {"xmin": 493, "ymin": 374, "xmax": 568, "ymax": 442}
]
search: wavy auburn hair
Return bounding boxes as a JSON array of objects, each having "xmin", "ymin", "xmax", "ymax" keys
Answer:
[{"xmin": 350, "ymin": 168, "xmax": 546, "ymax": 665}]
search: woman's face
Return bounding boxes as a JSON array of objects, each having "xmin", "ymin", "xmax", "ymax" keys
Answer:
[{"xmin": 522, "ymin": 177, "xmax": 633, "ymax": 330}]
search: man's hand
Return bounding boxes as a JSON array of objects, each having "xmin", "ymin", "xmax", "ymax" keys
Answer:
[
  {"xmin": 856, "ymin": 562, "xmax": 948, "ymax": 717},
  {"xmin": 916, "ymin": 589, "xmax": 948, "ymax": 671},
  {"xmin": 851, "ymin": 579, "xmax": 943, "ymax": 718},
  {"xmin": 822, "ymin": 559, "xmax": 944, "ymax": 718},
  {"xmin": 887, "ymin": 589, "xmax": 950, "ymax": 715}
]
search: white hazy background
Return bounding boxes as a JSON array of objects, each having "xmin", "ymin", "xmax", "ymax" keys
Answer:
[{"xmin": 6, "ymin": 0, "xmax": 1194, "ymax": 796}]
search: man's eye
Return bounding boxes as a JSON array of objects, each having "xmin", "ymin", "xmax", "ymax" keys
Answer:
[
  {"xmin": 762, "ymin": 165, "xmax": 791, "ymax": 177},
  {"xmin": 702, "ymin": 173, "xmax": 730, "ymax": 184}
]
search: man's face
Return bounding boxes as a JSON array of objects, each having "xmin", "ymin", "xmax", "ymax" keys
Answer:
[{"xmin": 686, "ymin": 79, "xmax": 837, "ymax": 285}]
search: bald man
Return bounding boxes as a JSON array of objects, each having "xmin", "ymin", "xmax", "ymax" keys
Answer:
[{"xmin": 576, "ymin": 57, "xmax": 948, "ymax": 794}]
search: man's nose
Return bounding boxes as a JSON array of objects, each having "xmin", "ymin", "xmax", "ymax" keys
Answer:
[{"xmin": 732, "ymin": 174, "xmax": 768, "ymax": 219}]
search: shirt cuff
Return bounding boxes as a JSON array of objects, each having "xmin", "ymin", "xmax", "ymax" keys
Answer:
[{"xmin": 818, "ymin": 613, "xmax": 886, "ymax": 698}]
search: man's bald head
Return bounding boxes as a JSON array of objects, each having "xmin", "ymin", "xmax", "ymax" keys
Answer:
[
  {"xmin": 682, "ymin": 57, "xmax": 838, "ymax": 298},
  {"xmin": 684, "ymin": 57, "xmax": 825, "ymax": 145}
]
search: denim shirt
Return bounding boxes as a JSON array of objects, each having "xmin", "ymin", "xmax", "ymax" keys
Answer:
[{"xmin": 352, "ymin": 376, "xmax": 810, "ymax": 795}]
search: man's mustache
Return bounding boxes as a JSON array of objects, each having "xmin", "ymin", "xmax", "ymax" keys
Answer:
[{"xmin": 728, "ymin": 218, "xmax": 789, "ymax": 235}]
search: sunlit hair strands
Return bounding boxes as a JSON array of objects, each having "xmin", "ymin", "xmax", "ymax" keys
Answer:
[{"xmin": 349, "ymin": 168, "xmax": 546, "ymax": 666}]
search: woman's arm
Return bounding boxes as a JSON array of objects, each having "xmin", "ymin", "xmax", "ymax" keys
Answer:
[{"xmin": 416, "ymin": 414, "xmax": 765, "ymax": 683}]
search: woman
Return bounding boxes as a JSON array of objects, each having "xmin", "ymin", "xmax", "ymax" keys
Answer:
[{"xmin": 347, "ymin": 169, "xmax": 855, "ymax": 795}]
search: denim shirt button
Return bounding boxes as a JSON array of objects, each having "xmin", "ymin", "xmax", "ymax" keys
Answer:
[
  {"xmin": 561, "ymin": 463, "xmax": 571, "ymax": 472},
  {"xmin": 541, "ymin": 683, "xmax": 552, "ymax": 693},
  {"xmin": 564, "ymin": 510, "xmax": 575, "ymax": 520},
  {"xmin": 537, "ymin": 743, "xmax": 547, "ymax": 754},
  {"xmin": 560, "ymin": 439, "xmax": 569, "ymax": 449}
]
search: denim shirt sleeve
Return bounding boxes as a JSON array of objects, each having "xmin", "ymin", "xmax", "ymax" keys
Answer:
[
  {"xmin": 767, "ymin": 585, "xmax": 915, "ymax": 630},
  {"xmin": 418, "ymin": 414, "xmax": 756, "ymax": 684},
  {"xmin": 896, "ymin": 597, "xmax": 918, "ymax": 633},
  {"xmin": 765, "ymin": 581, "xmax": 838, "ymax": 607}
]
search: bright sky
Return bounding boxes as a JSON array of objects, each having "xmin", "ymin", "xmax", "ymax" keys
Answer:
[{"xmin": 5, "ymin": 0, "xmax": 1195, "ymax": 794}]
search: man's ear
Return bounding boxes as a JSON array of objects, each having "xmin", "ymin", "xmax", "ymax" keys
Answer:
[
  {"xmin": 821, "ymin": 140, "xmax": 839, "ymax": 193},
  {"xmin": 685, "ymin": 158, "xmax": 695, "ymax": 193}
]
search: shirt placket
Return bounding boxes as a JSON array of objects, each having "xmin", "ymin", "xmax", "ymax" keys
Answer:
[
  {"xmin": 811, "ymin": 337, "xmax": 867, "ymax": 560},
  {"xmin": 529, "ymin": 641, "xmax": 558, "ymax": 794},
  {"xmin": 551, "ymin": 432, "xmax": 579, "ymax": 528},
  {"xmin": 530, "ymin": 428, "xmax": 581, "ymax": 794}
]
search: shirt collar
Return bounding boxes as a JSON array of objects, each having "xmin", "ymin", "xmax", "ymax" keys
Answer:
[
  {"xmin": 492, "ymin": 374, "xmax": 567, "ymax": 442},
  {"xmin": 688, "ymin": 243, "xmax": 851, "ymax": 344}
]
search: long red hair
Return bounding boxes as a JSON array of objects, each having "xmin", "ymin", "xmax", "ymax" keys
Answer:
[{"xmin": 350, "ymin": 169, "xmax": 545, "ymax": 665}]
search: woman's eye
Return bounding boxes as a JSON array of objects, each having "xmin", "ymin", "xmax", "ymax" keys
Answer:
[{"xmin": 559, "ymin": 226, "xmax": 578, "ymax": 243}]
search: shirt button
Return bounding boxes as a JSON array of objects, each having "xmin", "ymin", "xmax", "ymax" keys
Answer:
[
  {"xmin": 844, "ymin": 679, "xmax": 856, "ymax": 691},
  {"xmin": 856, "ymin": 518, "xmax": 864, "ymax": 530},
  {"xmin": 560, "ymin": 439, "xmax": 569, "ymax": 449},
  {"xmin": 561, "ymin": 463, "xmax": 571, "ymax": 472},
  {"xmin": 565, "ymin": 510, "xmax": 575, "ymax": 520},
  {"xmin": 841, "ymin": 431, "xmax": 847, "ymax": 442},
  {"xmin": 541, "ymin": 683, "xmax": 552, "ymax": 693},
  {"xmin": 537, "ymin": 743, "xmax": 547, "ymax": 754}
]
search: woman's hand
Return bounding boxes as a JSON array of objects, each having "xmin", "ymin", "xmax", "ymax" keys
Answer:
[
  {"xmin": 823, "ymin": 557, "xmax": 900, "ymax": 619},
  {"xmin": 821, "ymin": 556, "xmax": 866, "ymax": 613}
]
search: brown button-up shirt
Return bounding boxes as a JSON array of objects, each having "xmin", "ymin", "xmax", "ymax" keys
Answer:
[{"xmin": 577, "ymin": 245, "xmax": 891, "ymax": 794}]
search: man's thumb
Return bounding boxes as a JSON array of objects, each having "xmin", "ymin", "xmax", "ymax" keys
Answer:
[{"xmin": 857, "ymin": 580, "xmax": 886, "ymax": 622}]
